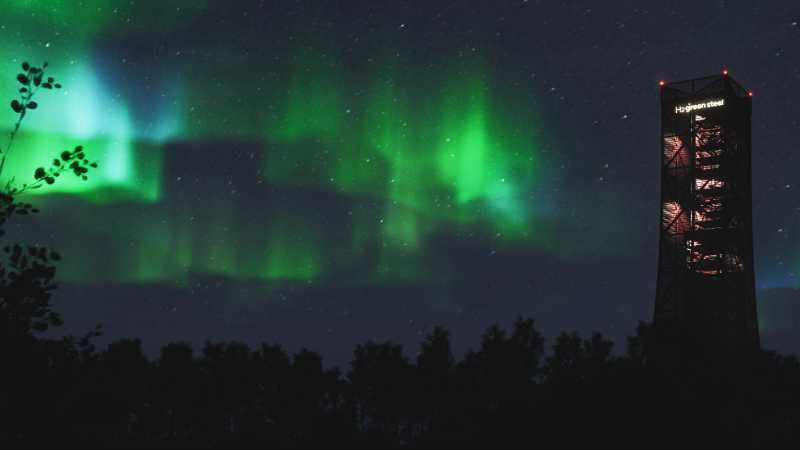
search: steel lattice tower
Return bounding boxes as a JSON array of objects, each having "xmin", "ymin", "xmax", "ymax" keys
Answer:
[{"xmin": 654, "ymin": 73, "xmax": 759, "ymax": 358}]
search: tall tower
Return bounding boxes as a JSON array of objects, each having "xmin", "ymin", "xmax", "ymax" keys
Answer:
[{"xmin": 654, "ymin": 73, "xmax": 759, "ymax": 359}]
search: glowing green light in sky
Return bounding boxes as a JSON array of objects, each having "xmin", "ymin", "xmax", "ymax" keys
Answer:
[
  {"xmin": 3, "ymin": 0, "xmax": 207, "ymax": 38},
  {"xmin": 437, "ymin": 95, "xmax": 491, "ymax": 204},
  {"xmin": 0, "ymin": 59, "xmax": 163, "ymax": 203},
  {"xmin": 268, "ymin": 44, "xmax": 344, "ymax": 142},
  {"xmin": 264, "ymin": 223, "xmax": 321, "ymax": 281},
  {"xmin": 0, "ymin": 18, "xmax": 566, "ymax": 285}
]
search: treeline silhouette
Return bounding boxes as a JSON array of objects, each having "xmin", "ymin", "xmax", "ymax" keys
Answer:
[{"xmin": 3, "ymin": 319, "xmax": 800, "ymax": 448}]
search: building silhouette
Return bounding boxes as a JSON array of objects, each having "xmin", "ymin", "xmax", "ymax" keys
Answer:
[{"xmin": 654, "ymin": 73, "xmax": 759, "ymax": 360}]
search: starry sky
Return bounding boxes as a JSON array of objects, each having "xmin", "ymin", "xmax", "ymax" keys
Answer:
[{"xmin": 2, "ymin": 0, "xmax": 799, "ymax": 363}]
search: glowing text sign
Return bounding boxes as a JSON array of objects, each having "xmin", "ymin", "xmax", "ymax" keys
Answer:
[{"xmin": 674, "ymin": 99, "xmax": 725, "ymax": 114}]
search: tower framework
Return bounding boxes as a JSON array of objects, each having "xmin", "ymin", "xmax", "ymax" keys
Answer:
[{"xmin": 654, "ymin": 74, "xmax": 759, "ymax": 357}]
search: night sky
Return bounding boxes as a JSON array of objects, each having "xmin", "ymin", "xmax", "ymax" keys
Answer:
[{"xmin": 2, "ymin": 0, "xmax": 799, "ymax": 364}]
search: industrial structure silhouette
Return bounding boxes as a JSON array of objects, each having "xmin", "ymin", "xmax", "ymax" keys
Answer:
[{"xmin": 655, "ymin": 73, "xmax": 759, "ymax": 359}]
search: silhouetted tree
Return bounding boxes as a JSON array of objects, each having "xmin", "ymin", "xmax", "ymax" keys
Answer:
[
  {"xmin": 545, "ymin": 330, "xmax": 614, "ymax": 387},
  {"xmin": 625, "ymin": 320, "xmax": 652, "ymax": 368},
  {"xmin": 0, "ymin": 60, "xmax": 99, "ymax": 446},
  {"xmin": 154, "ymin": 342, "xmax": 198, "ymax": 440},
  {"xmin": 96, "ymin": 339, "xmax": 150, "ymax": 439},
  {"xmin": 460, "ymin": 318, "xmax": 544, "ymax": 405},
  {"xmin": 3, "ymin": 311, "xmax": 800, "ymax": 447},
  {"xmin": 286, "ymin": 348, "xmax": 347, "ymax": 444},
  {"xmin": 415, "ymin": 326, "xmax": 453, "ymax": 433},
  {"xmin": 0, "ymin": 61, "xmax": 96, "ymax": 341},
  {"xmin": 201, "ymin": 341, "xmax": 258, "ymax": 439},
  {"xmin": 251, "ymin": 342, "xmax": 292, "ymax": 438},
  {"xmin": 348, "ymin": 340, "xmax": 414, "ymax": 441}
]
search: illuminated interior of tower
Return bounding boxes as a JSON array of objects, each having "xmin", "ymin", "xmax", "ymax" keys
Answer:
[{"xmin": 654, "ymin": 73, "xmax": 758, "ymax": 354}]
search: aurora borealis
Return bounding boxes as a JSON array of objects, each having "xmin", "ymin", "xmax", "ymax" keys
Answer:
[
  {"xmin": 2, "ymin": 1, "xmax": 799, "ymax": 362},
  {"xmin": 1, "ymin": 10, "xmax": 563, "ymax": 285}
]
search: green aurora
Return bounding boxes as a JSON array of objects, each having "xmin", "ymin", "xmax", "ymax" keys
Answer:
[{"xmin": 0, "ymin": 15, "xmax": 570, "ymax": 285}]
